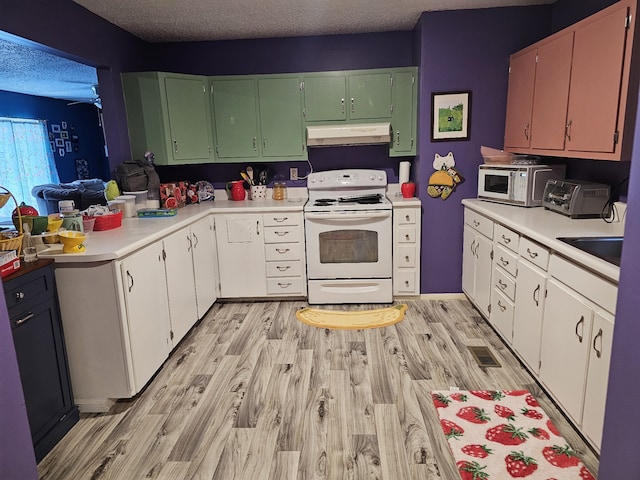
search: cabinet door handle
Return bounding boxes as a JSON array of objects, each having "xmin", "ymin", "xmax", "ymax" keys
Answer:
[
  {"xmin": 593, "ymin": 328, "xmax": 603, "ymax": 358},
  {"xmin": 524, "ymin": 123, "xmax": 530, "ymax": 140},
  {"xmin": 470, "ymin": 239, "xmax": 476, "ymax": 255},
  {"xmin": 533, "ymin": 284, "xmax": 540, "ymax": 307},
  {"xmin": 499, "ymin": 257, "xmax": 509, "ymax": 267},
  {"xmin": 501, "ymin": 234, "xmax": 511, "ymax": 244},
  {"xmin": 192, "ymin": 232, "xmax": 199, "ymax": 249},
  {"xmin": 256, "ymin": 221, "xmax": 260, "ymax": 236},
  {"xmin": 187, "ymin": 234, "xmax": 193, "ymax": 252},
  {"xmin": 14, "ymin": 312, "xmax": 34, "ymax": 327},
  {"xmin": 526, "ymin": 248, "xmax": 538, "ymax": 259},
  {"xmin": 127, "ymin": 270, "xmax": 134, "ymax": 292},
  {"xmin": 575, "ymin": 315, "xmax": 585, "ymax": 343},
  {"xmin": 396, "ymin": 131, "xmax": 400, "ymax": 144},
  {"xmin": 350, "ymin": 97, "xmax": 355, "ymax": 113},
  {"xmin": 252, "ymin": 137, "xmax": 257, "ymax": 151},
  {"xmin": 340, "ymin": 98, "xmax": 345, "ymax": 114},
  {"xmin": 565, "ymin": 119, "xmax": 573, "ymax": 141},
  {"xmin": 173, "ymin": 139, "xmax": 178, "ymax": 153},
  {"xmin": 497, "ymin": 279, "xmax": 507, "ymax": 290},
  {"xmin": 497, "ymin": 300, "xmax": 506, "ymax": 312}
]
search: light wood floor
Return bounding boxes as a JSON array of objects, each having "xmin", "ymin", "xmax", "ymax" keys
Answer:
[{"xmin": 37, "ymin": 299, "xmax": 599, "ymax": 479}]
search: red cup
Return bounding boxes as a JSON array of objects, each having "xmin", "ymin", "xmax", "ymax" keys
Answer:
[{"xmin": 401, "ymin": 182, "xmax": 416, "ymax": 198}]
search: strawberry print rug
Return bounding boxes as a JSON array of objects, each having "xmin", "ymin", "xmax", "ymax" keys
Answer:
[{"xmin": 432, "ymin": 389, "xmax": 595, "ymax": 479}]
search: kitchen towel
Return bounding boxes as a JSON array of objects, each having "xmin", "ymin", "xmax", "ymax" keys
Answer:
[{"xmin": 399, "ymin": 161, "xmax": 411, "ymax": 184}]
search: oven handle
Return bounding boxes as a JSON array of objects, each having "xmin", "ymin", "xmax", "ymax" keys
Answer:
[{"xmin": 305, "ymin": 211, "xmax": 391, "ymax": 220}]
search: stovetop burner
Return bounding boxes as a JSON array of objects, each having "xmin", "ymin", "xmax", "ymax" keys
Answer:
[
  {"xmin": 313, "ymin": 198, "xmax": 337, "ymax": 206},
  {"xmin": 305, "ymin": 169, "xmax": 391, "ymax": 212}
]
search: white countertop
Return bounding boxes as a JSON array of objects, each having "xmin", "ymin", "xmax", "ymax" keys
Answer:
[
  {"xmin": 37, "ymin": 188, "xmax": 308, "ymax": 264},
  {"xmin": 387, "ymin": 184, "xmax": 422, "ymax": 207},
  {"xmin": 462, "ymin": 199, "xmax": 624, "ymax": 283}
]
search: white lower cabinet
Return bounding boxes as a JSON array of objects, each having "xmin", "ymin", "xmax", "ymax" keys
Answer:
[
  {"xmin": 393, "ymin": 205, "xmax": 421, "ymax": 295},
  {"xmin": 462, "ymin": 214, "xmax": 494, "ymax": 318},
  {"xmin": 119, "ymin": 241, "xmax": 172, "ymax": 394},
  {"xmin": 191, "ymin": 216, "xmax": 219, "ymax": 318},
  {"xmin": 215, "ymin": 212, "xmax": 306, "ymax": 298},
  {"xmin": 512, "ymin": 259, "xmax": 547, "ymax": 373},
  {"xmin": 54, "ymin": 216, "xmax": 218, "ymax": 412},
  {"xmin": 581, "ymin": 310, "xmax": 614, "ymax": 450}
]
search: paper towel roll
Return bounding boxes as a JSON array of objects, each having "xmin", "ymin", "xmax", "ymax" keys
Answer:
[{"xmin": 399, "ymin": 161, "xmax": 411, "ymax": 184}]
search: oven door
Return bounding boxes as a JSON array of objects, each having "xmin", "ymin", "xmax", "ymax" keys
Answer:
[{"xmin": 305, "ymin": 210, "xmax": 392, "ymax": 279}]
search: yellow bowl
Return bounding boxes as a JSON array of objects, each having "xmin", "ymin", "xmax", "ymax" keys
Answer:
[
  {"xmin": 47, "ymin": 216, "xmax": 64, "ymax": 232},
  {"xmin": 58, "ymin": 231, "xmax": 87, "ymax": 253}
]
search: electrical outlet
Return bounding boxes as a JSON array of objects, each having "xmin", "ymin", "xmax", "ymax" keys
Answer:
[{"xmin": 290, "ymin": 167, "xmax": 298, "ymax": 180}]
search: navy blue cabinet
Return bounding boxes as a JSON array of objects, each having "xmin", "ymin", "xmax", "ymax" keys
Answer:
[{"xmin": 3, "ymin": 259, "xmax": 79, "ymax": 462}]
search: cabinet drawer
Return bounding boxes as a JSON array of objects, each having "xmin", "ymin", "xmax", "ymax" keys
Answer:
[
  {"xmin": 397, "ymin": 226, "xmax": 417, "ymax": 243},
  {"xmin": 494, "ymin": 245, "xmax": 518, "ymax": 277},
  {"xmin": 4, "ymin": 265, "xmax": 55, "ymax": 316},
  {"xmin": 495, "ymin": 224, "xmax": 519, "ymax": 253},
  {"xmin": 519, "ymin": 237, "xmax": 550, "ymax": 271},
  {"xmin": 397, "ymin": 245, "xmax": 417, "ymax": 267},
  {"xmin": 394, "ymin": 270, "xmax": 417, "ymax": 293},
  {"xmin": 265, "ymin": 243, "xmax": 302, "ymax": 261},
  {"xmin": 395, "ymin": 209, "xmax": 417, "ymax": 225},
  {"xmin": 493, "ymin": 266, "xmax": 516, "ymax": 301},
  {"xmin": 267, "ymin": 277, "xmax": 305, "ymax": 295},
  {"xmin": 266, "ymin": 261, "xmax": 303, "ymax": 277},
  {"xmin": 491, "ymin": 288, "xmax": 515, "ymax": 343},
  {"xmin": 464, "ymin": 209, "xmax": 493, "ymax": 239},
  {"xmin": 262, "ymin": 213, "xmax": 300, "ymax": 227},
  {"xmin": 264, "ymin": 226, "xmax": 302, "ymax": 244}
]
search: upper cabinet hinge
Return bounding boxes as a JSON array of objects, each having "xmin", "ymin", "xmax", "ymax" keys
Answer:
[
  {"xmin": 626, "ymin": 14, "xmax": 632, "ymax": 29},
  {"xmin": 614, "ymin": 131, "xmax": 620, "ymax": 144},
  {"xmin": 535, "ymin": 54, "xmax": 539, "ymax": 63},
  {"xmin": 202, "ymin": 85, "xmax": 206, "ymax": 93},
  {"xmin": 302, "ymin": 107, "xmax": 306, "ymax": 118},
  {"xmin": 508, "ymin": 66, "xmax": 512, "ymax": 74}
]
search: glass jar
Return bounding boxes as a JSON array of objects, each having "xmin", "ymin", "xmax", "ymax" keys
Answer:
[{"xmin": 272, "ymin": 182, "xmax": 287, "ymax": 201}]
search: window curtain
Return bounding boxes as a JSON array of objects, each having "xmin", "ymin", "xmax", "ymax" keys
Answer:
[{"xmin": 0, "ymin": 118, "xmax": 60, "ymax": 217}]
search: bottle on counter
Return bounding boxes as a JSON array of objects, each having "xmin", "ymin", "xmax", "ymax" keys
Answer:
[{"xmin": 272, "ymin": 182, "xmax": 287, "ymax": 201}]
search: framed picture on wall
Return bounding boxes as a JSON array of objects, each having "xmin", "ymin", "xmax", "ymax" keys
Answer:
[{"xmin": 431, "ymin": 91, "xmax": 471, "ymax": 141}]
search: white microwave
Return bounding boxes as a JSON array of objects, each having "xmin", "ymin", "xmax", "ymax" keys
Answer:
[{"xmin": 478, "ymin": 164, "xmax": 566, "ymax": 207}]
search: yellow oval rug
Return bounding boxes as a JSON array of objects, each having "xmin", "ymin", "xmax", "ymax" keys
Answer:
[{"xmin": 295, "ymin": 304, "xmax": 408, "ymax": 330}]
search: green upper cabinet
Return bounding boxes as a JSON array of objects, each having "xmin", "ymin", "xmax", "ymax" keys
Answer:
[
  {"xmin": 303, "ymin": 75, "xmax": 347, "ymax": 122},
  {"xmin": 258, "ymin": 77, "xmax": 306, "ymax": 158},
  {"xmin": 211, "ymin": 78, "xmax": 260, "ymax": 159},
  {"xmin": 121, "ymin": 72, "xmax": 213, "ymax": 165},
  {"xmin": 390, "ymin": 69, "xmax": 418, "ymax": 156},
  {"xmin": 348, "ymin": 73, "xmax": 392, "ymax": 120}
]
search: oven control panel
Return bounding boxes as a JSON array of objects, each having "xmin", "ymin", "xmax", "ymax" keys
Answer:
[{"xmin": 308, "ymin": 169, "xmax": 387, "ymax": 189}]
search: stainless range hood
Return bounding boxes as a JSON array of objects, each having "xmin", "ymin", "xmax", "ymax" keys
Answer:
[{"xmin": 306, "ymin": 123, "xmax": 391, "ymax": 147}]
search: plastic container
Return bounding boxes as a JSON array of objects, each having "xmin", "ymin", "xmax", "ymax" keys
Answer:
[
  {"xmin": 123, "ymin": 190, "xmax": 148, "ymax": 211},
  {"xmin": 116, "ymin": 195, "xmax": 136, "ymax": 217},
  {"xmin": 92, "ymin": 211, "xmax": 123, "ymax": 231},
  {"xmin": 82, "ymin": 216, "xmax": 96, "ymax": 232}
]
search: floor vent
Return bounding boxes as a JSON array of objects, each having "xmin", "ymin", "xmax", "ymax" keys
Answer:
[{"xmin": 468, "ymin": 346, "xmax": 501, "ymax": 368}]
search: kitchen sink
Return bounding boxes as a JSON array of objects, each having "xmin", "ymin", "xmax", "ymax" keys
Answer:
[{"xmin": 557, "ymin": 236, "xmax": 623, "ymax": 266}]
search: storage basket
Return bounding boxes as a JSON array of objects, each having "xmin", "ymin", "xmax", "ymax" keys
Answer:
[
  {"xmin": 92, "ymin": 210, "xmax": 123, "ymax": 231},
  {"xmin": 0, "ymin": 186, "xmax": 23, "ymax": 256}
]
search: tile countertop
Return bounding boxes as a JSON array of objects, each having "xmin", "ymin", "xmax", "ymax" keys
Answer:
[
  {"xmin": 462, "ymin": 198, "xmax": 625, "ymax": 284},
  {"xmin": 36, "ymin": 188, "xmax": 308, "ymax": 264}
]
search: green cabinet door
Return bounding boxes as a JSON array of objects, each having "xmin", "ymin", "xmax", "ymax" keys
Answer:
[
  {"xmin": 303, "ymin": 75, "xmax": 347, "ymax": 121},
  {"xmin": 390, "ymin": 70, "xmax": 417, "ymax": 156},
  {"xmin": 211, "ymin": 79, "xmax": 260, "ymax": 159},
  {"xmin": 348, "ymin": 73, "xmax": 392, "ymax": 120},
  {"xmin": 164, "ymin": 76, "xmax": 213, "ymax": 163},
  {"xmin": 258, "ymin": 77, "xmax": 306, "ymax": 158}
]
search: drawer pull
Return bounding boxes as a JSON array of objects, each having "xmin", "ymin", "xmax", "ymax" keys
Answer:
[
  {"xmin": 533, "ymin": 284, "xmax": 540, "ymax": 307},
  {"xmin": 526, "ymin": 248, "xmax": 538, "ymax": 259},
  {"xmin": 276, "ymin": 248, "xmax": 290, "ymax": 254},
  {"xmin": 593, "ymin": 328, "xmax": 603, "ymax": 358},
  {"xmin": 273, "ymin": 217, "xmax": 288, "ymax": 223},
  {"xmin": 405, "ymin": 214, "xmax": 410, "ymax": 222},
  {"xmin": 497, "ymin": 279, "xmax": 507, "ymax": 290},
  {"xmin": 405, "ymin": 280, "xmax": 410, "ymax": 287},
  {"xmin": 14, "ymin": 312, "xmax": 34, "ymax": 326},
  {"xmin": 499, "ymin": 257, "xmax": 509, "ymax": 267},
  {"xmin": 473, "ymin": 220, "xmax": 480, "ymax": 227},
  {"xmin": 405, "ymin": 234, "xmax": 410, "ymax": 241},
  {"xmin": 277, "ymin": 282, "xmax": 292, "ymax": 288},
  {"xmin": 404, "ymin": 255, "xmax": 410, "ymax": 262},
  {"xmin": 497, "ymin": 300, "xmax": 506, "ymax": 312},
  {"xmin": 14, "ymin": 291, "xmax": 25, "ymax": 301},
  {"xmin": 274, "ymin": 231, "xmax": 289, "ymax": 236},
  {"xmin": 276, "ymin": 265, "xmax": 291, "ymax": 271},
  {"xmin": 575, "ymin": 315, "xmax": 585, "ymax": 343},
  {"xmin": 501, "ymin": 234, "xmax": 511, "ymax": 244}
]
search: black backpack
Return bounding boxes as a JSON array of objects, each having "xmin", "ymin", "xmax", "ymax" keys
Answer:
[{"xmin": 116, "ymin": 159, "xmax": 160, "ymax": 193}]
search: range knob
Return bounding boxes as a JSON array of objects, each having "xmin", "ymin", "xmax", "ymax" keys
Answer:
[
  {"xmin": 369, "ymin": 174, "xmax": 376, "ymax": 180},
  {"xmin": 318, "ymin": 175, "xmax": 325, "ymax": 182}
]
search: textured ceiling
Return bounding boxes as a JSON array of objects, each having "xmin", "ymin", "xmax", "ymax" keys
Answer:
[
  {"xmin": 73, "ymin": 0, "xmax": 556, "ymax": 42},
  {"xmin": 1, "ymin": 0, "xmax": 555, "ymax": 104}
]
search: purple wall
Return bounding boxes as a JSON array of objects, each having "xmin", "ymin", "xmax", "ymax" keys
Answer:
[
  {"xmin": 416, "ymin": 6, "xmax": 551, "ymax": 293},
  {"xmin": 0, "ymin": 294, "xmax": 38, "ymax": 480}
]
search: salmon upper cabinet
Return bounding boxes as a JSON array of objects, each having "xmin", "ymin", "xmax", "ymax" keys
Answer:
[{"xmin": 504, "ymin": 0, "xmax": 638, "ymax": 161}]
